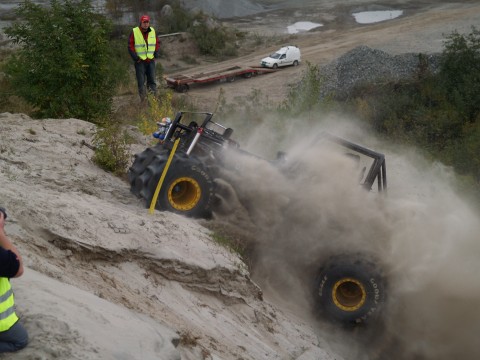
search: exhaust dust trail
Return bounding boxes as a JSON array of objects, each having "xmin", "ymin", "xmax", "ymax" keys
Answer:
[{"xmin": 208, "ymin": 116, "xmax": 480, "ymax": 360}]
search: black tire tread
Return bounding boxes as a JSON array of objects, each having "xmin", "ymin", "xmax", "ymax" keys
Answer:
[
  {"xmin": 314, "ymin": 254, "xmax": 386, "ymax": 325},
  {"xmin": 128, "ymin": 145, "xmax": 167, "ymax": 196},
  {"xmin": 132, "ymin": 151, "xmax": 214, "ymax": 218}
]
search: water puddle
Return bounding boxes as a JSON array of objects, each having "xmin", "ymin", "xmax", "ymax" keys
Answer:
[
  {"xmin": 352, "ymin": 10, "xmax": 403, "ymax": 24},
  {"xmin": 287, "ymin": 21, "xmax": 323, "ymax": 34}
]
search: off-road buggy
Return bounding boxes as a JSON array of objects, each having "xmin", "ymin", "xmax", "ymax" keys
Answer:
[{"xmin": 128, "ymin": 111, "xmax": 388, "ymax": 326}]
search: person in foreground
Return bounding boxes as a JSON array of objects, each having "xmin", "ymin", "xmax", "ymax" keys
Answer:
[
  {"xmin": 128, "ymin": 14, "xmax": 160, "ymax": 102},
  {"xmin": 0, "ymin": 207, "xmax": 28, "ymax": 352}
]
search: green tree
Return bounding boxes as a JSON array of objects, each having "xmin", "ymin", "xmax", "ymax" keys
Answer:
[
  {"xmin": 438, "ymin": 26, "xmax": 480, "ymax": 122},
  {"xmin": 4, "ymin": 0, "xmax": 121, "ymax": 121}
]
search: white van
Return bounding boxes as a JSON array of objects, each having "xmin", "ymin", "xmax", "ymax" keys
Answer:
[{"xmin": 260, "ymin": 45, "xmax": 301, "ymax": 69}]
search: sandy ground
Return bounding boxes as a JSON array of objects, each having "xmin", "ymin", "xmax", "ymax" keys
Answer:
[
  {"xmin": 0, "ymin": 114, "xmax": 337, "ymax": 360},
  {"xmin": 1, "ymin": 1, "xmax": 480, "ymax": 360}
]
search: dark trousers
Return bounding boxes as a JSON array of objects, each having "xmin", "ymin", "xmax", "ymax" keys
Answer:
[
  {"xmin": 0, "ymin": 320, "xmax": 28, "ymax": 352},
  {"xmin": 134, "ymin": 60, "xmax": 157, "ymax": 101}
]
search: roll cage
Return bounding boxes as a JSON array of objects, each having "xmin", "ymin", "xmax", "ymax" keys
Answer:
[
  {"xmin": 160, "ymin": 112, "xmax": 387, "ymax": 193},
  {"xmin": 314, "ymin": 132, "xmax": 387, "ymax": 192}
]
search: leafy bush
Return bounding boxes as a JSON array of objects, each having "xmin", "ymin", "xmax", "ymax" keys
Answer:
[
  {"xmin": 92, "ymin": 120, "xmax": 131, "ymax": 175},
  {"xmin": 137, "ymin": 92, "xmax": 174, "ymax": 136},
  {"xmin": 157, "ymin": 0, "xmax": 194, "ymax": 34},
  {"xmin": 0, "ymin": 66, "xmax": 35, "ymax": 114},
  {"xmin": 188, "ymin": 19, "xmax": 237, "ymax": 57},
  {"xmin": 4, "ymin": 0, "xmax": 124, "ymax": 122},
  {"xmin": 438, "ymin": 26, "xmax": 480, "ymax": 122},
  {"xmin": 282, "ymin": 62, "xmax": 324, "ymax": 113}
]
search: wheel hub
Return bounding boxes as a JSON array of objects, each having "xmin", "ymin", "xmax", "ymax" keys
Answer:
[
  {"xmin": 168, "ymin": 177, "xmax": 201, "ymax": 211},
  {"xmin": 332, "ymin": 278, "xmax": 366, "ymax": 311}
]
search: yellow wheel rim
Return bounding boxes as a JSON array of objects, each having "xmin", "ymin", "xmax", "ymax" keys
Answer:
[
  {"xmin": 332, "ymin": 278, "xmax": 366, "ymax": 312},
  {"xmin": 167, "ymin": 177, "xmax": 201, "ymax": 211}
]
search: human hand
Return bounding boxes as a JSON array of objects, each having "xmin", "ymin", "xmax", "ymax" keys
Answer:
[
  {"xmin": 0, "ymin": 209, "xmax": 5, "ymax": 230},
  {"xmin": 0, "ymin": 207, "xmax": 7, "ymax": 220}
]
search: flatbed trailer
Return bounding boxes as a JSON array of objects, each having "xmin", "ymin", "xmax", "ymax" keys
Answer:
[{"xmin": 164, "ymin": 65, "xmax": 276, "ymax": 92}]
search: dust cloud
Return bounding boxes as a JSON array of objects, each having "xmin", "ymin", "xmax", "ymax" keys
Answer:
[{"xmin": 208, "ymin": 113, "xmax": 480, "ymax": 360}]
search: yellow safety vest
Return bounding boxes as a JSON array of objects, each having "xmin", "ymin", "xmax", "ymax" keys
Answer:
[
  {"xmin": 0, "ymin": 277, "xmax": 18, "ymax": 332},
  {"xmin": 133, "ymin": 27, "xmax": 156, "ymax": 60}
]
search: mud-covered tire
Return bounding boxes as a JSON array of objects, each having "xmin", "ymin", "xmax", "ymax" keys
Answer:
[
  {"xmin": 314, "ymin": 255, "xmax": 386, "ymax": 325},
  {"xmin": 145, "ymin": 153, "xmax": 214, "ymax": 218}
]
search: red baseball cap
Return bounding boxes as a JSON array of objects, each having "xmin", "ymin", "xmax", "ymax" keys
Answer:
[{"xmin": 140, "ymin": 15, "xmax": 150, "ymax": 23}]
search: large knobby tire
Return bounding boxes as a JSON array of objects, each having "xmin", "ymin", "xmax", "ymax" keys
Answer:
[
  {"xmin": 314, "ymin": 255, "xmax": 386, "ymax": 325},
  {"xmin": 145, "ymin": 153, "xmax": 214, "ymax": 218},
  {"xmin": 128, "ymin": 145, "xmax": 166, "ymax": 197}
]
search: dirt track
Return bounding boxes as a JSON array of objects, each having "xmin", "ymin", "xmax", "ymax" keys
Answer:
[{"xmin": 162, "ymin": 1, "xmax": 480, "ymax": 107}]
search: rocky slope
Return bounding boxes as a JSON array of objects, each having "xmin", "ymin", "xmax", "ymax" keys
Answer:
[{"xmin": 0, "ymin": 114, "xmax": 339, "ymax": 359}]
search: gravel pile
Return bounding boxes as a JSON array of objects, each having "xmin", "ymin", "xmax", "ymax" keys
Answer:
[{"xmin": 318, "ymin": 45, "xmax": 441, "ymax": 99}]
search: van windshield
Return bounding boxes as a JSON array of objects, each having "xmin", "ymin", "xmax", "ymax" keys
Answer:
[{"xmin": 270, "ymin": 52, "xmax": 281, "ymax": 59}]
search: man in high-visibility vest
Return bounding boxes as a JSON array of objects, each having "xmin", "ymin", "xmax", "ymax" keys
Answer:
[
  {"xmin": 128, "ymin": 14, "xmax": 160, "ymax": 102},
  {"xmin": 0, "ymin": 208, "xmax": 28, "ymax": 353}
]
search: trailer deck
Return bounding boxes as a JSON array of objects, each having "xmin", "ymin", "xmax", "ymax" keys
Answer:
[{"xmin": 164, "ymin": 65, "xmax": 276, "ymax": 92}]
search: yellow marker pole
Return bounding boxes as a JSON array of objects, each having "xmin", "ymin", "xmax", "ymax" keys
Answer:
[{"xmin": 149, "ymin": 138, "xmax": 181, "ymax": 214}]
